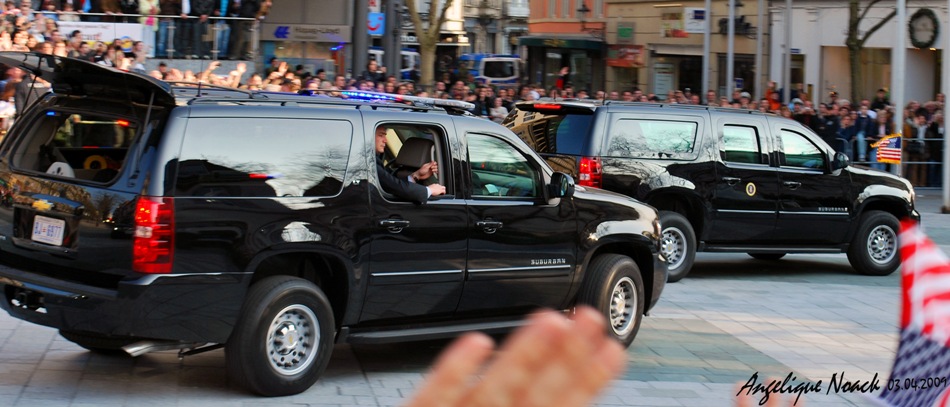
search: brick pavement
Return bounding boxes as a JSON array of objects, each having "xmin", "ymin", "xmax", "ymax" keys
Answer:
[{"xmin": 0, "ymin": 194, "xmax": 946, "ymax": 406}]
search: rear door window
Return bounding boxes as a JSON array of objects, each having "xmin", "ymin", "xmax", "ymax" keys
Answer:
[
  {"xmin": 9, "ymin": 109, "xmax": 137, "ymax": 183},
  {"xmin": 721, "ymin": 125, "xmax": 762, "ymax": 164},
  {"xmin": 175, "ymin": 118, "xmax": 353, "ymax": 197}
]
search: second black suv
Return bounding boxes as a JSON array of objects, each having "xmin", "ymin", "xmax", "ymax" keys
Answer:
[
  {"xmin": 504, "ymin": 100, "xmax": 919, "ymax": 282},
  {"xmin": 0, "ymin": 54, "xmax": 665, "ymax": 396}
]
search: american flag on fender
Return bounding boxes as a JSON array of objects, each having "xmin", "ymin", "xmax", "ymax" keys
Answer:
[
  {"xmin": 875, "ymin": 135, "xmax": 902, "ymax": 164},
  {"xmin": 875, "ymin": 220, "xmax": 950, "ymax": 406}
]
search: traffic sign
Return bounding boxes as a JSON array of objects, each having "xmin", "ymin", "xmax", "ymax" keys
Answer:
[{"xmin": 368, "ymin": 12, "xmax": 385, "ymax": 36}]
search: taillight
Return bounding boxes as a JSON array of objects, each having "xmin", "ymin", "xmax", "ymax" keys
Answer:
[
  {"xmin": 578, "ymin": 157, "xmax": 603, "ymax": 188},
  {"xmin": 533, "ymin": 103, "xmax": 563, "ymax": 111},
  {"xmin": 133, "ymin": 197, "xmax": 174, "ymax": 274}
]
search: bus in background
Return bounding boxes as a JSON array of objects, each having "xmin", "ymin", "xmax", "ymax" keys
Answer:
[
  {"xmin": 368, "ymin": 47, "xmax": 420, "ymax": 81},
  {"xmin": 457, "ymin": 54, "xmax": 522, "ymax": 88}
]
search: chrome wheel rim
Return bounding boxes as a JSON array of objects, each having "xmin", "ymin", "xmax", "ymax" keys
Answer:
[
  {"xmin": 866, "ymin": 224, "xmax": 897, "ymax": 265},
  {"xmin": 661, "ymin": 226, "xmax": 688, "ymax": 270},
  {"xmin": 267, "ymin": 304, "xmax": 319, "ymax": 376},
  {"xmin": 609, "ymin": 277, "xmax": 637, "ymax": 336}
]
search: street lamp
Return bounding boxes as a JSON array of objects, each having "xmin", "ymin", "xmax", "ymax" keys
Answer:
[{"xmin": 576, "ymin": 2, "xmax": 605, "ymax": 39}]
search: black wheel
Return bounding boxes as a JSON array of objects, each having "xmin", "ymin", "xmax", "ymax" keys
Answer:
[
  {"xmin": 748, "ymin": 253, "xmax": 786, "ymax": 261},
  {"xmin": 659, "ymin": 211, "xmax": 696, "ymax": 282},
  {"xmin": 59, "ymin": 330, "xmax": 139, "ymax": 354},
  {"xmin": 847, "ymin": 210, "xmax": 901, "ymax": 276},
  {"xmin": 226, "ymin": 276, "xmax": 336, "ymax": 396},
  {"xmin": 577, "ymin": 254, "xmax": 645, "ymax": 348}
]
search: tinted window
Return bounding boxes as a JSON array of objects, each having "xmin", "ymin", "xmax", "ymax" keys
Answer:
[
  {"xmin": 483, "ymin": 61, "xmax": 515, "ymax": 78},
  {"xmin": 468, "ymin": 134, "xmax": 539, "ymax": 198},
  {"xmin": 779, "ymin": 129, "xmax": 825, "ymax": 169},
  {"xmin": 516, "ymin": 113, "xmax": 592, "ymax": 156},
  {"xmin": 176, "ymin": 118, "xmax": 352, "ymax": 197},
  {"xmin": 721, "ymin": 125, "xmax": 761, "ymax": 164},
  {"xmin": 10, "ymin": 109, "xmax": 137, "ymax": 183},
  {"xmin": 607, "ymin": 119, "xmax": 697, "ymax": 159}
]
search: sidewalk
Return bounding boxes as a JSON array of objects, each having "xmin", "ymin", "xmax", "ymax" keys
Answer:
[{"xmin": 915, "ymin": 192, "xmax": 950, "ymax": 249}]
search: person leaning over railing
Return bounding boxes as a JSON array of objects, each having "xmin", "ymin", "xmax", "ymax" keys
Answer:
[
  {"xmin": 157, "ymin": 0, "xmax": 179, "ymax": 59},
  {"xmin": 227, "ymin": 0, "xmax": 266, "ymax": 61},
  {"xmin": 139, "ymin": 0, "xmax": 159, "ymax": 56}
]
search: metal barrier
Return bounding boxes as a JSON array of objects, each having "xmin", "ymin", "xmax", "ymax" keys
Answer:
[{"xmin": 43, "ymin": 12, "xmax": 258, "ymax": 61}]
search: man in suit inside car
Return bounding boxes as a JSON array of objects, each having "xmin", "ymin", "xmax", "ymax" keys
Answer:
[{"xmin": 375, "ymin": 125, "xmax": 445, "ymax": 204}]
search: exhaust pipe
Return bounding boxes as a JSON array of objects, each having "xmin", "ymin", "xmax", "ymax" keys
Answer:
[
  {"xmin": 10, "ymin": 288, "xmax": 46, "ymax": 313},
  {"xmin": 122, "ymin": 340, "xmax": 206, "ymax": 357}
]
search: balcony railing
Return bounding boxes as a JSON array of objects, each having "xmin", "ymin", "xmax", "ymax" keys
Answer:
[{"xmin": 31, "ymin": 12, "xmax": 258, "ymax": 61}]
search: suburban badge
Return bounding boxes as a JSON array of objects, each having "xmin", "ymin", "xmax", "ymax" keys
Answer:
[{"xmin": 531, "ymin": 258, "xmax": 567, "ymax": 266}]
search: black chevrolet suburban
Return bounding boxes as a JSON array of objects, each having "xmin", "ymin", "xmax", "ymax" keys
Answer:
[
  {"xmin": 505, "ymin": 100, "xmax": 919, "ymax": 282},
  {"xmin": 0, "ymin": 54, "xmax": 666, "ymax": 396}
]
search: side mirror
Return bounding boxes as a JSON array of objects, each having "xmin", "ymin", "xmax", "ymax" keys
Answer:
[
  {"xmin": 832, "ymin": 151, "xmax": 850, "ymax": 170},
  {"xmin": 548, "ymin": 172, "xmax": 575, "ymax": 198}
]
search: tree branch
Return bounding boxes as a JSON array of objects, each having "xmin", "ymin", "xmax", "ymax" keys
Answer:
[
  {"xmin": 429, "ymin": 0, "xmax": 455, "ymax": 39},
  {"xmin": 858, "ymin": 0, "xmax": 884, "ymax": 22},
  {"xmin": 858, "ymin": 9, "xmax": 897, "ymax": 47}
]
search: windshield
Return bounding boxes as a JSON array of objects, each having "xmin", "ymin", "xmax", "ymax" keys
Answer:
[{"xmin": 483, "ymin": 61, "xmax": 516, "ymax": 78}]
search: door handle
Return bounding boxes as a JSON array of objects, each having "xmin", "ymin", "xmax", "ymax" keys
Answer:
[
  {"xmin": 783, "ymin": 181, "xmax": 802, "ymax": 189},
  {"xmin": 379, "ymin": 219, "xmax": 410, "ymax": 233},
  {"xmin": 722, "ymin": 177, "xmax": 741, "ymax": 186},
  {"xmin": 476, "ymin": 220, "xmax": 503, "ymax": 234}
]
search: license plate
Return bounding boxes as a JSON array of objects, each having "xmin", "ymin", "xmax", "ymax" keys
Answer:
[{"xmin": 32, "ymin": 215, "xmax": 65, "ymax": 246}]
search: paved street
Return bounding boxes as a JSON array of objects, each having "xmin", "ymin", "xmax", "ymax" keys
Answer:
[{"xmin": 0, "ymin": 194, "xmax": 947, "ymax": 407}]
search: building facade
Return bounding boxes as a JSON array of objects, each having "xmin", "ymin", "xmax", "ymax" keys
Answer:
[
  {"xmin": 769, "ymin": 1, "xmax": 947, "ymax": 106},
  {"xmin": 603, "ymin": 0, "xmax": 767, "ymax": 99},
  {"xmin": 259, "ymin": 0, "xmax": 353, "ymax": 76},
  {"xmin": 520, "ymin": 0, "xmax": 608, "ymax": 93}
]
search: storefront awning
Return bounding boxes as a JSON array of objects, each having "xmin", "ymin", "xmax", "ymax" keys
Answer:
[{"xmin": 518, "ymin": 35, "xmax": 605, "ymax": 51}]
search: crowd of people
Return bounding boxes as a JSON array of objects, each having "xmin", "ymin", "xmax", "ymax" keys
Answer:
[
  {"xmin": 0, "ymin": 0, "xmax": 942, "ymax": 188},
  {"xmin": 0, "ymin": 0, "xmax": 268, "ymax": 61}
]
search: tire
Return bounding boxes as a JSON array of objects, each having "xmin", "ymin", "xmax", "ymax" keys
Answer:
[
  {"xmin": 59, "ymin": 330, "xmax": 138, "ymax": 354},
  {"xmin": 226, "ymin": 276, "xmax": 336, "ymax": 396},
  {"xmin": 577, "ymin": 254, "xmax": 645, "ymax": 348},
  {"xmin": 748, "ymin": 253, "xmax": 786, "ymax": 261},
  {"xmin": 659, "ymin": 211, "xmax": 696, "ymax": 283},
  {"xmin": 847, "ymin": 210, "xmax": 901, "ymax": 276}
]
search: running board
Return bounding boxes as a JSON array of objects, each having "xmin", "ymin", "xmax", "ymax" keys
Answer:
[
  {"xmin": 700, "ymin": 244, "xmax": 846, "ymax": 253},
  {"xmin": 340, "ymin": 319, "xmax": 527, "ymax": 344}
]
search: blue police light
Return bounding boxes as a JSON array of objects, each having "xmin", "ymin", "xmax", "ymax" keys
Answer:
[
  {"xmin": 299, "ymin": 89, "xmax": 476, "ymax": 111},
  {"xmin": 340, "ymin": 91, "xmax": 400, "ymax": 102}
]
